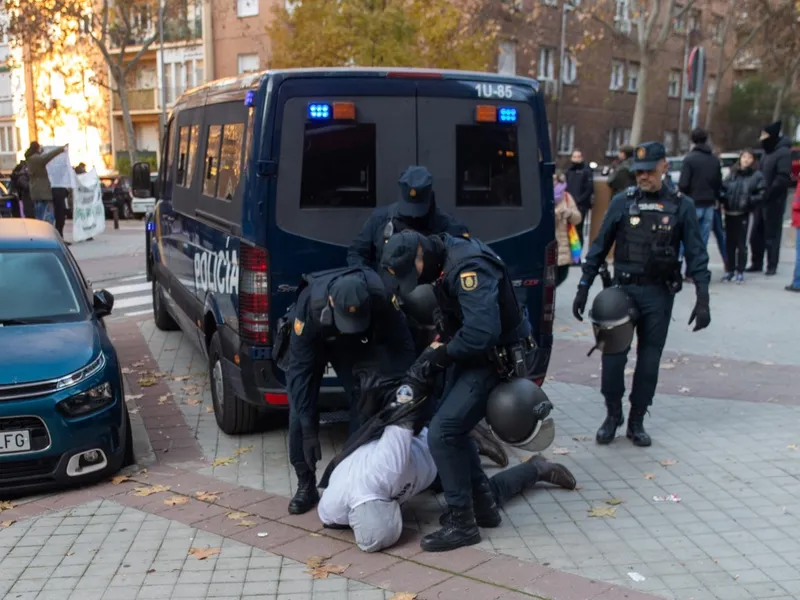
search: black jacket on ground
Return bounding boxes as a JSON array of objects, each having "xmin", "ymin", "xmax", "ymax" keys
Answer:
[
  {"xmin": 760, "ymin": 137, "xmax": 793, "ymax": 204},
  {"xmin": 566, "ymin": 163, "xmax": 594, "ymax": 210},
  {"xmin": 678, "ymin": 144, "xmax": 722, "ymax": 208},
  {"xmin": 722, "ymin": 167, "xmax": 766, "ymax": 215}
]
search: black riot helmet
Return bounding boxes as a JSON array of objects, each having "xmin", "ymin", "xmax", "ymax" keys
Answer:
[
  {"xmin": 486, "ymin": 378, "xmax": 556, "ymax": 453},
  {"xmin": 587, "ymin": 287, "xmax": 637, "ymax": 356},
  {"xmin": 396, "ymin": 283, "xmax": 438, "ymax": 327}
]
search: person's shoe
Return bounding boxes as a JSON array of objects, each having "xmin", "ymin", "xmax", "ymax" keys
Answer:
[
  {"xmin": 721, "ymin": 272, "xmax": 733, "ymax": 282},
  {"xmin": 765, "ymin": 268, "xmax": 777, "ymax": 276},
  {"xmin": 745, "ymin": 265, "xmax": 762, "ymax": 273},
  {"xmin": 422, "ymin": 508, "xmax": 481, "ymax": 552},
  {"xmin": 288, "ymin": 474, "xmax": 319, "ymax": 515},
  {"xmin": 785, "ymin": 285, "xmax": 800, "ymax": 293},
  {"xmin": 626, "ymin": 408, "xmax": 652, "ymax": 447},
  {"xmin": 596, "ymin": 400, "xmax": 624, "ymax": 445},
  {"xmin": 735, "ymin": 272, "xmax": 744, "ymax": 284},
  {"xmin": 529, "ymin": 455, "xmax": 577, "ymax": 490},
  {"xmin": 469, "ymin": 422, "xmax": 509, "ymax": 468}
]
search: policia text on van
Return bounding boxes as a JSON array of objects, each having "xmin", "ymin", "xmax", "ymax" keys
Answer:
[{"xmin": 144, "ymin": 67, "xmax": 558, "ymax": 435}]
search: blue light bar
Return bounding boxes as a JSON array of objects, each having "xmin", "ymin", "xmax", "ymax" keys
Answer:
[
  {"xmin": 245, "ymin": 90, "xmax": 255, "ymax": 107},
  {"xmin": 146, "ymin": 221, "xmax": 155, "ymax": 232},
  {"xmin": 5, "ymin": 201, "xmax": 11, "ymax": 209},
  {"xmin": 308, "ymin": 103, "xmax": 331, "ymax": 120},
  {"xmin": 498, "ymin": 107, "xmax": 517, "ymax": 123}
]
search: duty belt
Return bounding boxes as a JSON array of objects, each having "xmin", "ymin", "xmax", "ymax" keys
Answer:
[
  {"xmin": 615, "ymin": 272, "xmax": 664, "ymax": 286},
  {"xmin": 490, "ymin": 335, "xmax": 536, "ymax": 379}
]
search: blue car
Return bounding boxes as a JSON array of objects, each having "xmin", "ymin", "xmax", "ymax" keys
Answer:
[{"xmin": 0, "ymin": 219, "xmax": 132, "ymax": 499}]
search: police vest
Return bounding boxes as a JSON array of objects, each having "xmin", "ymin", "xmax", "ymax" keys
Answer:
[
  {"xmin": 438, "ymin": 237, "xmax": 523, "ymax": 341},
  {"xmin": 381, "ymin": 205, "xmax": 438, "ymax": 242},
  {"xmin": 614, "ymin": 189, "xmax": 682, "ymax": 278},
  {"xmin": 303, "ymin": 267, "xmax": 386, "ymax": 327}
]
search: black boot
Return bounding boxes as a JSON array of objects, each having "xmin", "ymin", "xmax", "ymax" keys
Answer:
[
  {"xmin": 440, "ymin": 475, "xmax": 501, "ymax": 528},
  {"xmin": 529, "ymin": 456, "xmax": 577, "ymax": 490},
  {"xmin": 626, "ymin": 407, "xmax": 652, "ymax": 447},
  {"xmin": 422, "ymin": 508, "xmax": 481, "ymax": 552},
  {"xmin": 596, "ymin": 400, "xmax": 624, "ymax": 445},
  {"xmin": 288, "ymin": 472, "xmax": 320, "ymax": 515}
]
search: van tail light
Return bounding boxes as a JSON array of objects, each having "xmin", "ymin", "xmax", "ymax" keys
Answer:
[
  {"xmin": 239, "ymin": 245, "xmax": 270, "ymax": 345},
  {"xmin": 540, "ymin": 240, "xmax": 557, "ymax": 335}
]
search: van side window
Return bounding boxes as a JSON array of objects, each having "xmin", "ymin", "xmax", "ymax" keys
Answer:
[
  {"xmin": 203, "ymin": 125, "xmax": 222, "ymax": 197},
  {"xmin": 164, "ymin": 118, "xmax": 177, "ymax": 191},
  {"xmin": 216, "ymin": 123, "xmax": 245, "ymax": 201},
  {"xmin": 455, "ymin": 125, "xmax": 522, "ymax": 207},
  {"xmin": 300, "ymin": 122, "xmax": 377, "ymax": 208},
  {"xmin": 177, "ymin": 124, "xmax": 199, "ymax": 188}
]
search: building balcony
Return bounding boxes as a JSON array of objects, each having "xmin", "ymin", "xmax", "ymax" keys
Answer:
[
  {"xmin": 112, "ymin": 88, "xmax": 159, "ymax": 112},
  {"xmin": 109, "ymin": 17, "xmax": 202, "ymax": 53}
]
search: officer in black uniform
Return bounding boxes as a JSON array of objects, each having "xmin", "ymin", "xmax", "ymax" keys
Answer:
[
  {"xmin": 572, "ymin": 142, "xmax": 711, "ymax": 447},
  {"xmin": 284, "ymin": 267, "xmax": 416, "ymax": 515},
  {"xmin": 380, "ymin": 230, "xmax": 535, "ymax": 552}
]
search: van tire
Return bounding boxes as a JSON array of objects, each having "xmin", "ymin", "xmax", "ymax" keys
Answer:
[
  {"xmin": 152, "ymin": 279, "xmax": 178, "ymax": 331},
  {"xmin": 209, "ymin": 332, "xmax": 260, "ymax": 435}
]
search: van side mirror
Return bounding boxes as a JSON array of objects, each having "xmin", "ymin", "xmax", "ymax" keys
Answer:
[
  {"xmin": 132, "ymin": 162, "xmax": 151, "ymax": 194},
  {"xmin": 93, "ymin": 289, "xmax": 115, "ymax": 318}
]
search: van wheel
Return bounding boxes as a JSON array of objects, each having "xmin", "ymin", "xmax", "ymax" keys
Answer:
[
  {"xmin": 121, "ymin": 202, "xmax": 133, "ymax": 220},
  {"xmin": 152, "ymin": 279, "xmax": 178, "ymax": 331},
  {"xmin": 123, "ymin": 407, "xmax": 135, "ymax": 467},
  {"xmin": 209, "ymin": 332, "xmax": 260, "ymax": 435}
]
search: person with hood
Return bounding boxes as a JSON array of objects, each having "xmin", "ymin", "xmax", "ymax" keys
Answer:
[
  {"xmin": 566, "ymin": 149, "xmax": 594, "ymax": 247},
  {"xmin": 748, "ymin": 120, "xmax": 793, "ymax": 275},
  {"xmin": 553, "ymin": 172, "xmax": 582, "ymax": 286},
  {"xmin": 608, "ymin": 145, "xmax": 635, "ymax": 195},
  {"xmin": 678, "ymin": 128, "xmax": 723, "ymax": 251},
  {"xmin": 25, "ymin": 141, "xmax": 67, "ymax": 225},
  {"xmin": 721, "ymin": 150, "xmax": 765, "ymax": 283}
]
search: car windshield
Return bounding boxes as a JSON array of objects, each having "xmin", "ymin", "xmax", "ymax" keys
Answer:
[{"xmin": 0, "ymin": 250, "xmax": 85, "ymax": 324}]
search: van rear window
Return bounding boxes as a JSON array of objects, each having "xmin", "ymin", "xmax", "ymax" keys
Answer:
[
  {"xmin": 300, "ymin": 123, "xmax": 377, "ymax": 209},
  {"xmin": 456, "ymin": 125, "xmax": 521, "ymax": 207}
]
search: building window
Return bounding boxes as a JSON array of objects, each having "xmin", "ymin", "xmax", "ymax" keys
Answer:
[
  {"xmin": 606, "ymin": 128, "xmax": 631, "ymax": 157},
  {"xmin": 557, "ymin": 124, "xmax": 575, "ymax": 155},
  {"xmin": 713, "ymin": 16, "xmax": 724, "ymax": 43},
  {"xmin": 663, "ymin": 131, "xmax": 676, "ymax": 155},
  {"xmin": 706, "ymin": 75, "xmax": 717, "ymax": 103},
  {"xmin": 237, "ymin": 0, "xmax": 259, "ymax": 17},
  {"xmin": 538, "ymin": 47, "xmax": 556, "ymax": 81},
  {"xmin": 498, "ymin": 41, "xmax": 517, "ymax": 76},
  {"xmin": 627, "ymin": 62, "xmax": 639, "ymax": 92},
  {"xmin": 0, "ymin": 125, "xmax": 17, "ymax": 153},
  {"xmin": 562, "ymin": 53, "xmax": 577, "ymax": 85},
  {"xmin": 542, "ymin": 0, "xmax": 558, "ymax": 6},
  {"xmin": 238, "ymin": 54, "xmax": 260, "ymax": 74},
  {"xmin": 668, "ymin": 70, "xmax": 681, "ymax": 97},
  {"xmin": 687, "ymin": 9, "xmax": 701, "ymax": 33},
  {"xmin": 132, "ymin": 4, "xmax": 151, "ymax": 32},
  {"xmin": 609, "ymin": 59, "xmax": 625, "ymax": 91},
  {"xmin": 679, "ymin": 132, "xmax": 690, "ymax": 152},
  {"xmin": 683, "ymin": 75, "xmax": 695, "ymax": 99},
  {"xmin": 615, "ymin": 0, "xmax": 631, "ymax": 33},
  {"xmin": 674, "ymin": 4, "xmax": 686, "ymax": 33}
]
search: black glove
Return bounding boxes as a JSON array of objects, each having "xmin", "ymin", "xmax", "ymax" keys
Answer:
[
  {"xmin": 301, "ymin": 426, "xmax": 321, "ymax": 468},
  {"xmin": 573, "ymin": 284, "xmax": 589, "ymax": 321},
  {"xmin": 426, "ymin": 344, "xmax": 453, "ymax": 372},
  {"xmin": 688, "ymin": 295, "xmax": 710, "ymax": 332}
]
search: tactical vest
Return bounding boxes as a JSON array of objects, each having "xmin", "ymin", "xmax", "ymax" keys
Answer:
[
  {"xmin": 303, "ymin": 267, "xmax": 385, "ymax": 327},
  {"xmin": 614, "ymin": 189, "xmax": 683, "ymax": 279},
  {"xmin": 381, "ymin": 205, "xmax": 437, "ymax": 242},
  {"xmin": 438, "ymin": 237, "xmax": 523, "ymax": 341}
]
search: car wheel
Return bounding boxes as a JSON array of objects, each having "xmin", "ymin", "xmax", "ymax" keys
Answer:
[
  {"xmin": 123, "ymin": 407, "xmax": 135, "ymax": 467},
  {"xmin": 208, "ymin": 331, "xmax": 261, "ymax": 435},
  {"xmin": 121, "ymin": 202, "xmax": 133, "ymax": 220},
  {"xmin": 152, "ymin": 279, "xmax": 179, "ymax": 331}
]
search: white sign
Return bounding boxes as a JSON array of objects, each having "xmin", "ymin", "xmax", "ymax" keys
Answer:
[
  {"xmin": 194, "ymin": 249, "xmax": 239, "ymax": 295},
  {"xmin": 72, "ymin": 169, "xmax": 106, "ymax": 243},
  {"xmin": 44, "ymin": 146, "xmax": 78, "ymax": 189},
  {"xmin": 0, "ymin": 430, "xmax": 31, "ymax": 453}
]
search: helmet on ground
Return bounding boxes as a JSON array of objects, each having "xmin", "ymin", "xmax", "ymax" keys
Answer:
[
  {"xmin": 486, "ymin": 378, "xmax": 555, "ymax": 453},
  {"xmin": 396, "ymin": 283, "xmax": 438, "ymax": 327},
  {"xmin": 587, "ymin": 286, "xmax": 637, "ymax": 356}
]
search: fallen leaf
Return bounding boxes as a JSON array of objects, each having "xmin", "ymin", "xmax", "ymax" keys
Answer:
[
  {"xmin": 233, "ymin": 445, "xmax": 254, "ymax": 457},
  {"xmin": 146, "ymin": 569, "xmax": 156, "ymax": 574},
  {"xmin": 551, "ymin": 447, "xmax": 570, "ymax": 455},
  {"xmin": 186, "ymin": 398, "xmax": 201, "ymax": 407},
  {"xmin": 306, "ymin": 564, "xmax": 350, "ymax": 579},
  {"xmin": 158, "ymin": 394, "xmax": 171, "ymax": 405},
  {"xmin": 205, "ymin": 407, "xmax": 214, "ymax": 414},
  {"xmin": 572, "ymin": 435, "xmax": 592, "ymax": 442},
  {"xmin": 188, "ymin": 547, "xmax": 220, "ymax": 560},
  {"xmin": 226, "ymin": 511, "xmax": 250, "ymax": 521},
  {"xmin": 660, "ymin": 362, "xmax": 676, "ymax": 370},
  {"xmin": 310, "ymin": 532, "xmax": 322, "ymax": 537},
  {"xmin": 131, "ymin": 361, "xmax": 145, "ymax": 368},
  {"xmin": 678, "ymin": 386, "xmax": 691, "ymax": 393},
  {"xmin": 163, "ymin": 496, "xmax": 189, "ymax": 506},
  {"xmin": 121, "ymin": 367, "xmax": 134, "ymax": 374},
  {"xmin": 788, "ymin": 444, "xmax": 799, "ymax": 451},
  {"xmin": 173, "ymin": 375, "xmax": 191, "ymax": 381},
  {"xmin": 588, "ymin": 506, "xmax": 617, "ymax": 518},
  {"xmin": 306, "ymin": 556, "xmax": 326, "ymax": 568},
  {"xmin": 195, "ymin": 491, "xmax": 219, "ymax": 502},
  {"xmin": 111, "ymin": 475, "xmax": 130, "ymax": 485},
  {"xmin": 0, "ymin": 520, "xmax": 15, "ymax": 527},
  {"xmin": 238, "ymin": 520, "xmax": 257, "ymax": 527},
  {"xmin": 212, "ymin": 456, "xmax": 237, "ymax": 468},
  {"xmin": 132, "ymin": 484, "xmax": 171, "ymax": 497},
  {"xmin": 659, "ymin": 459, "xmax": 677, "ymax": 467},
  {"xmin": 126, "ymin": 394, "xmax": 144, "ymax": 401},
  {"xmin": 605, "ymin": 498, "xmax": 624, "ymax": 506},
  {"xmin": 388, "ymin": 594, "xmax": 418, "ymax": 600},
  {"xmin": 644, "ymin": 473, "xmax": 656, "ymax": 480},
  {"xmin": 138, "ymin": 374, "xmax": 158, "ymax": 387}
]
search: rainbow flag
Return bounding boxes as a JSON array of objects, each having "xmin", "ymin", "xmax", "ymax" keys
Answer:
[{"xmin": 567, "ymin": 223, "xmax": 582, "ymax": 264}]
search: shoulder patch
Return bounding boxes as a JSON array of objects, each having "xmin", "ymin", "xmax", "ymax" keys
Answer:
[
  {"xmin": 293, "ymin": 318, "xmax": 305, "ymax": 336},
  {"xmin": 461, "ymin": 232, "xmax": 470, "ymax": 239},
  {"xmin": 391, "ymin": 295, "xmax": 400, "ymax": 310},
  {"xmin": 459, "ymin": 271, "xmax": 478, "ymax": 291}
]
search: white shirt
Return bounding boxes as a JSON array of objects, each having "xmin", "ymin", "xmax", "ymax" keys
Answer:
[{"xmin": 318, "ymin": 426, "xmax": 438, "ymax": 527}]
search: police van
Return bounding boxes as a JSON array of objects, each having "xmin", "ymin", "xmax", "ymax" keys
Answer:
[{"xmin": 142, "ymin": 67, "xmax": 557, "ymax": 435}]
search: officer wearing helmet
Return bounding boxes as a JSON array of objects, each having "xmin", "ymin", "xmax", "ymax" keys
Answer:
[
  {"xmin": 380, "ymin": 229, "xmax": 535, "ymax": 552},
  {"xmin": 572, "ymin": 142, "xmax": 711, "ymax": 447}
]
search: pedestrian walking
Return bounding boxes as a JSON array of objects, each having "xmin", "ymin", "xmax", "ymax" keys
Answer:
[
  {"xmin": 748, "ymin": 120, "xmax": 793, "ymax": 275},
  {"xmin": 572, "ymin": 142, "xmax": 711, "ymax": 447},
  {"xmin": 721, "ymin": 150, "xmax": 765, "ymax": 283},
  {"xmin": 25, "ymin": 142, "xmax": 67, "ymax": 226},
  {"xmin": 608, "ymin": 145, "xmax": 635, "ymax": 195},
  {"xmin": 9, "ymin": 160, "xmax": 32, "ymax": 218},
  {"xmin": 566, "ymin": 149, "xmax": 594, "ymax": 247},
  {"xmin": 678, "ymin": 128, "xmax": 723, "ymax": 251},
  {"xmin": 785, "ymin": 180, "xmax": 800, "ymax": 292},
  {"xmin": 553, "ymin": 173, "xmax": 582, "ymax": 286}
]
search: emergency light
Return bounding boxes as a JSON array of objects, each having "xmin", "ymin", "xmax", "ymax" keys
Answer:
[
  {"xmin": 308, "ymin": 103, "xmax": 332, "ymax": 120},
  {"xmin": 475, "ymin": 105, "xmax": 518, "ymax": 124},
  {"xmin": 245, "ymin": 90, "xmax": 255, "ymax": 107},
  {"xmin": 146, "ymin": 221, "xmax": 155, "ymax": 232},
  {"xmin": 307, "ymin": 102, "xmax": 356, "ymax": 121},
  {"xmin": 4, "ymin": 201, "xmax": 10, "ymax": 209},
  {"xmin": 498, "ymin": 107, "xmax": 517, "ymax": 123}
]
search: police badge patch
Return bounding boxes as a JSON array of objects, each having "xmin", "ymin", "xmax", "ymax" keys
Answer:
[
  {"xmin": 294, "ymin": 318, "xmax": 305, "ymax": 336},
  {"xmin": 460, "ymin": 271, "xmax": 478, "ymax": 291},
  {"xmin": 630, "ymin": 216, "xmax": 641, "ymax": 226},
  {"xmin": 636, "ymin": 146, "xmax": 647, "ymax": 160}
]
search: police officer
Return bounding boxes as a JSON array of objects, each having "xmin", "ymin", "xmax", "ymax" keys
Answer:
[
  {"xmin": 572, "ymin": 142, "xmax": 711, "ymax": 447},
  {"xmin": 380, "ymin": 230, "xmax": 535, "ymax": 552},
  {"xmin": 285, "ymin": 267, "xmax": 416, "ymax": 515}
]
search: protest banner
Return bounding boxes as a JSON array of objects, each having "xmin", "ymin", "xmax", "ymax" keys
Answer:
[
  {"xmin": 44, "ymin": 146, "xmax": 78, "ymax": 189},
  {"xmin": 71, "ymin": 168, "xmax": 106, "ymax": 243}
]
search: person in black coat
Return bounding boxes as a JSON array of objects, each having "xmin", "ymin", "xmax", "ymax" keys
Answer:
[
  {"xmin": 721, "ymin": 150, "xmax": 765, "ymax": 282},
  {"xmin": 748, "ymin": 120, "xmax": 793, "ymax": 275},
  {"xmin": 678, "ymin": 128, "xmax": 723, "ymax": 250},
  {"xmin": 565, "ymin": 150, "xmax": 594, "ymax": 247}
]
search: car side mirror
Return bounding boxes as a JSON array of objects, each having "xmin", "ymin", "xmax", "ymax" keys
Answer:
[
  {"xmin": 132, "ymin": 161, "xmax": 151, "ymax": 195},
  {"xmin": 93, "ymin": 289, "xmax": 115, "ymax": 318}
]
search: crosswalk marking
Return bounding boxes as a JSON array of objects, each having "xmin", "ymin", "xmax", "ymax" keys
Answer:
[
  {"xmin": 97, "ymin": 274, "xmax": 152, "ymax": 320},
  {"xmin": 106, "ymin": 282, "xmax": 151, "ymax": 296},
  {"xmin": 113, "ymin": 295, "xmax": 153, "ymax": 310}
]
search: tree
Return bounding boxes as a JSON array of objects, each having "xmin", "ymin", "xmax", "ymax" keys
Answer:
[
  {"xmin": 580, "ymin": 0, "xmax": 697, "ymax": 145},
  {"xmin": 725, "ymin": 74, "xmax": 799, "ymax": 148},
  {"xmin": 5, "ymin": 0, "xmax": 171, "ymax": 165},
  {"xmin": 753, "ymin": 0, "xmax": 800, "ymax": 120}
]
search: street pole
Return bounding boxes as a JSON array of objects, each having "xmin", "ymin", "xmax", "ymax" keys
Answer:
[
  {"xmin": 554, "ymin": 3, "xmax": 573, "ymax": 157},
  {"xmin": 677, "ymin": 33, "xmax": 689, "ymax": 152},
  {"xmin": 689, "ymin": 47, "xmax": 705, "ymax": 131},
  {"xmin": 159, "ymin": 0, "xmax": 167, "ymax": 135}
]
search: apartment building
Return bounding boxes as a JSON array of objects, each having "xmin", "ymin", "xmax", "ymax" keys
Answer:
[{"xmin": 0, "ymin": 14, "xmax": 28, "ymax": 173}]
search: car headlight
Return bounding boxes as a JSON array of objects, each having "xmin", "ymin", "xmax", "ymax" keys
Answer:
[{"xmin": 57, "ymin": 382, "xmax": 114, "ymax": 418}]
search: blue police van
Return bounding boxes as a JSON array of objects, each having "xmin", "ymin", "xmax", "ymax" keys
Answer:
[{"xmin": 142, "ymin": 67, "xmax": 557, "ymax": 435}]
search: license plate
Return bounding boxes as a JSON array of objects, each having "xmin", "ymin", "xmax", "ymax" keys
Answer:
[
  {"xmin": 0, "ymin": 430, "xmax": 31, "ymax": 453},
  {"xmin": 323, "ymin": 364, "xmax": 337, "ymax": 378}
]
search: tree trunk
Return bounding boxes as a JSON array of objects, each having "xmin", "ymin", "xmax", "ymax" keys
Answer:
[
  {"xmin": 629, "ymin": 52, "xmax": 650, "ymax": 146},
  {"xmin": 115, "ymin": 73, "xmax": 139, "ymax": 167},
  {"xmin": 772, "ymin": 75, "xmax": 789, "ymax": 122}
]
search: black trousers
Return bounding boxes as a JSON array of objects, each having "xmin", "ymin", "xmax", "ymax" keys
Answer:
[
  {"xmin": 52, "ymin": 187, "xmax": 69, "ymax": 238},
  {"xmin": 725, "ymin": 213, "xmax": 749, "ymax": 273},
  {"xmin": 577, "ymin": 205, "xmax": 589, "ymax": 248},
  {"xmin": 750, "ymin": 195, "xmax": 787, "ymax": 271},
  {"xmin": 429, "ymin": 458, "xmax": 541, "ymax": 506}
]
